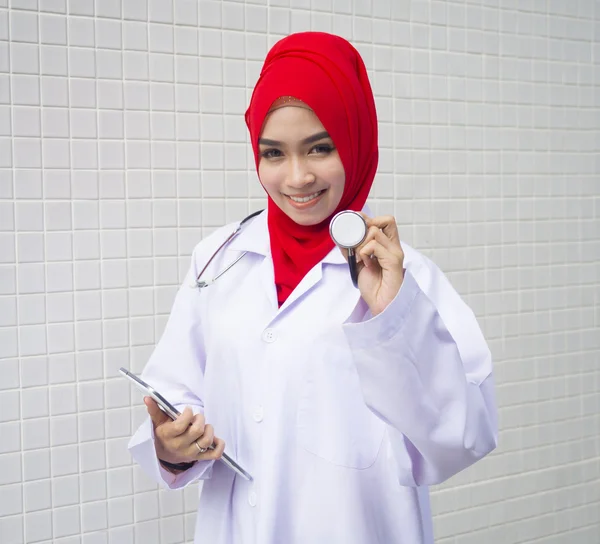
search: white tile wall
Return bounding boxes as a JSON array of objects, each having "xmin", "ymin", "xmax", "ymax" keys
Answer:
[{"xmin": 0, "ymin": 0, "xmax": 598, "ymax": 543}]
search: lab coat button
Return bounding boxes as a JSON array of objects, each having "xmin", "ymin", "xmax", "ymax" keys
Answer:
[
  {"xmin": 248, "ymin": 491, "xmax": 257, "ymax": 507},
  {"xmin": 253, "ymin": 406, "xmax": 264, "ymax": 423},
  {"xmin": 262, "ymin": 329, "xmax": 276, "ymax": 343}
]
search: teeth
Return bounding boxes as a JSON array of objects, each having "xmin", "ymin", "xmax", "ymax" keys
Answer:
[{"xmin": 289, "ymin": 191, "xmax": 323, "ymax": 203}]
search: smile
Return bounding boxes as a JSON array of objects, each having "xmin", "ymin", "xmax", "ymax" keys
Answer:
[{"xmin": 286, "ymin": 190, "xmax": 325, "ymax": 203}]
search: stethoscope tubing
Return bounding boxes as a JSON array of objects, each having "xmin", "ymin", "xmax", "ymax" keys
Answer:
[
  {"xmin": 348, "ymin": 248, "xmax": 359, "ymax": 288},
  {"xmin": 194, "ymin": 209, "xmax": 264, "ymax": 289},
  {"xmin": 194, "ymin": 209, "xmax": 367, "ymax": 291}
]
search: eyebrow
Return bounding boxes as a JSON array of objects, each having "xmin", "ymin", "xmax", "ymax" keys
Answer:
[{"xmin": 258, "ymin": 131, "xmax": 331, "ymax": 147}]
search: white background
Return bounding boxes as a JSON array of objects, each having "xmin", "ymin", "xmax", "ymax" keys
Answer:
[{"xmin": 0, "ymin": 0, "xmax": 599, "ymax": 543}]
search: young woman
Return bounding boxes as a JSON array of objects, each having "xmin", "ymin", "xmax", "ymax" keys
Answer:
[{"xmin": 128, "ymin": 32, "xmax": 497, "ymax": 543}]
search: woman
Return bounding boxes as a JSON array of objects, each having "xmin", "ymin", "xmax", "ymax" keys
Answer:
[{"xmin": 129, "ymin": 32, "xmax": 497, "ymax": 543}]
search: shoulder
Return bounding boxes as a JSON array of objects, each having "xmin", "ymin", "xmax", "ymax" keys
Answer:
[
  {"xmin": 401, "ymin": 242, "xmax": 431, "ymax": 275},
  {"xmin": 400, "ymin": 242, "xmax": 447, "ymax": 293},
  {"xmin": 400, "ymin": 241, "xmax": 478, "ymax": 323},
  {"xmin": 188, "ymin": 221, "xmax": 241, "ymax": 275},
  {"xmin": 187, "ymin": 210, "xmax": 268, "ymax": 275}
]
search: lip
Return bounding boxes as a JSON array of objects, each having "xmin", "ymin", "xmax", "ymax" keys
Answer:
[{"xmin": 284, "ymin": 189, "xmax": 326, "ymax": 210}]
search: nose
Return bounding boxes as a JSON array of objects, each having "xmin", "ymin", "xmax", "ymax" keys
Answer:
[{"xmin": 287, "ymin": 156, "xmax": 316, "ymax": 189}]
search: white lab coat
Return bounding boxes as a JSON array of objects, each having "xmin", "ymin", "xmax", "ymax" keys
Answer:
[{"xmin": 128, "ymin": 209, "xmax": 497, "ymax": 544}]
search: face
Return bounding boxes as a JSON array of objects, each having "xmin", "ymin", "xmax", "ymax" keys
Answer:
[{"xmin": 258, "ymin": 105, "xmax": 345, "ymax": 226}]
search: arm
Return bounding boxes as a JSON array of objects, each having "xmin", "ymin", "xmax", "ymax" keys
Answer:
[
  {"xmin": 343, "ymin": 251, "xmax": 497, "ymax": 486},
  {"xmin": 128, "ymin": 246, "xmax": 216, "ymax": 490}
]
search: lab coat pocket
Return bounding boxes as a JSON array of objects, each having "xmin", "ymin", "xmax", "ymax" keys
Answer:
[{"xmin": 296, "ymin": 343, "xmax": 386, "ymax": 469}]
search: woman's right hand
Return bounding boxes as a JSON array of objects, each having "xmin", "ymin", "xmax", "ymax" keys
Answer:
[{"xmin": 144, "ymin": 397, "xmax": 225, "ymax": 466}]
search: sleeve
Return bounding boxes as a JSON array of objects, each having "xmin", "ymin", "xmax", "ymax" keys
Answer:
[
  {"xmin": 342, "ymin": 251, "xmax": 498, "ymax": 486},
  {"xmin": 127, "ymin": 246, "xmax": 216, "ymax": 490}
]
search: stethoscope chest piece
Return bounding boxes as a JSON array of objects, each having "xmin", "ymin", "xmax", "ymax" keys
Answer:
[{"xmin": 329, "ymin": 210, "xmax": 368, "ymax": 288}]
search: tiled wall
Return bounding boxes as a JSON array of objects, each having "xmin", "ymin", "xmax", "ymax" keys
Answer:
[{"xmin": 0, "ymin": 0, "xmax": 598, "ymax": 543}]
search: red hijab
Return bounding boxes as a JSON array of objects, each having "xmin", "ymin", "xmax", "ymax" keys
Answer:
[{"xmin": 245, "ymin": 32, "xmax": 378, "ymax": 306}]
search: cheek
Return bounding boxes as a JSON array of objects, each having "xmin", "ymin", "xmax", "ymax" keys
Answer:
[
  {"xmin": 258, "ymin": 162, "xmax": 279, "ymax": 197},
  {"xmin": 332, "ymin": 172, "xmax": 345, "ymax": 194},
  {"xmin": 323, "ymin": 163, "xmax": 345, "ymax": 196},
  {"xmin": 318, "ymin": 153, "xmax": 345, "ymax": 183}
]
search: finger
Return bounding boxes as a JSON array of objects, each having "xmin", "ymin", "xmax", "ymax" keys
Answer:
[
  {"xmin": 364, "ymin": 215, "xmax": 400, "ymax": 242},
  {"xmin": 164, "ymin": 406, "xmax": 194, "ymax": 438},
  {"xmin": 353, "ymin": 225, "xmax": 376, "ymax": 263},
  {"xmin": 187, "ymin": 430, "xmax": 221, "ymax": 461},
  {"xmin": 203, "ymin": 437, "xmax": 226, "ymax": 461},
  {"xmin": 357, "ymin": 240, "xmax": 378, "ymax": 269},
  {"xmin": 354, "ymin": 226, "xmax": 393, "ymax": 268},
  {"xmin": 193, "ymin": 424, "xmax": 215, "ymax": 450},
  {"xmin": 184, "ymin": 425, "xmax": 215, "ymax": 458},
  {"xmin": 185, "ymin": 413, "xmax": 206, "ymax": 442},
  {"xmin": 361, "ymin": 225, "xmax": 396, "ymax": 254},
  {"xmin": 357, "ymin": 240, "xmax": 401, "ymax": 269},
  {"xmin": 144, "ymin": 397, "xmax": 171, "ymax": 427},
  {"xmin": 372, "ymin": 228, "xmax": 403, "ymax": 260}
]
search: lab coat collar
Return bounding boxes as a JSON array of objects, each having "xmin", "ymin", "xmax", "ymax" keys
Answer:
[
  {"xmin": 227, "ymin": 203, "xmax": 373, "ymax": 267},
  {"xmin": 227, "ymin": 208, "xmax": 270, "ymax": 256}
]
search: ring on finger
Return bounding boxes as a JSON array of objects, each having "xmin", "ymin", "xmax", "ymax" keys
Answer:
[{"xmin": 195, "ymin": 440, "xmax": 208, "ymax": 454}]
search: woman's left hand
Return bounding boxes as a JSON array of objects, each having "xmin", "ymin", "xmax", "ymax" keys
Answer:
[{"xmin": 343, "ymin": 214, "xmax": 405, "ymax": 316}]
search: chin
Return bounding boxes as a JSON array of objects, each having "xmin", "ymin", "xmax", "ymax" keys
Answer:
[
  {"xmin": 277, "ymin": 204, "xmax": 321, "ymax": 226},
  {"xmin": 290, "ymin": 215, "xmax": 322, "ymax": 226}
]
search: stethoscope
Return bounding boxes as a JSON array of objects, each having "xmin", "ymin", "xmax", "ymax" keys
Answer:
[
  {"xmin": 193, "ymin": 209, "xmax": 367, "ymax": 290},
  {"xmin": 328, "ymin": 210, "xmax": 368, "ymax": 287},
  {"xmin": 193, "ymin": 209, "xmax": 264, "ymax": 289}
]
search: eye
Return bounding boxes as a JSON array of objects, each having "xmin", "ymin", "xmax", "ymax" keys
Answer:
[
  {"xmin": 310, "ymin": 143, "xmax": 334, "ymax": 155},
  {"xmin": 260, "ymin": 148, "xmax": 283, "ymax": 159}
]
